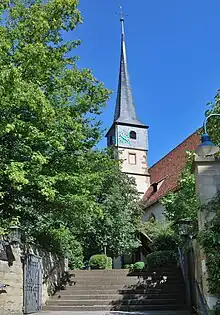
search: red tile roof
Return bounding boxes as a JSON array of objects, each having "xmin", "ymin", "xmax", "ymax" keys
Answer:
[{"xmin": 143, "ymin": 131, "xmax": 201, "ymax": 207}]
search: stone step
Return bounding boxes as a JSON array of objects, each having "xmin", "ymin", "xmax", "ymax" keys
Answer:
[
  {"xmin": 68, "ymin": 270, "xmax": 129, "ymax": 275},
  {"xmin": 58, "ymin": 287, "xmax": 185, "ymax": 296},
  {"xmin": 69, "ymin": 274, "xmax": 182, "ymax": 279},
  {"xmin": 64, "ymin": 283, "xmax": 185, "ymax": 291},
  {"xmin": 43, "ymin": 304, "xmax": 187, "ymax": 312},
  {"xmin": 46, "ymin": 298, "xmax": 184, "ymax": 306},
  {"xmin": 70, "ymin": 267, "xmax": 179, "ymax": 273},
  {"xmin": 52, "ymin": 293, "xmax": 185, "ymax": 300},
  {"xmin": 67, "ymin": 278, "xmax": 183, "ymax": 287},
  {"xmin": 45, "ymin": 266, "xmax": 186, "ymax": 313},
  {"xmin": 57, "ymin": 287, "xmax": 185, "ymax": 295},
  {"xmin": 68, "ymin": 275, "xmax": 182, "ymax": 280},
  {"xmin": 70, "ymin": 270, "xmax": 182, "ymax": 275}
]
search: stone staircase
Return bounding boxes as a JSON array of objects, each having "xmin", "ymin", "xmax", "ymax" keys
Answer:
[{"xmin": 43, "ymin": 267, "xmax": 187, "ymax": 312}]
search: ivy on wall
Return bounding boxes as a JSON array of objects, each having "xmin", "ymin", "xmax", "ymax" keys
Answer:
[
  {"xmin": 161, "ymin": 152, "xmax": 199, "ymax": 232},
  {"xmin": 198, "ymin": 193, "xmax": 220, "ymax": 296}
]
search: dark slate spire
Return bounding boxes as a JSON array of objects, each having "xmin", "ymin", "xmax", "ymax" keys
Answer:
[{"xmin": 114, "ymin": 7, "xmax": 144, "ymax": 126}]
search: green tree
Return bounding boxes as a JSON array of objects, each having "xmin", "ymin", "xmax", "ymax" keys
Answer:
[
  {"xmin": 0, "ymin": 0, "xmax": 143, "ymax": 266},
  {"xmin": 161, "ymin": 152, "xmax": 199, "ymax": 230},
  {"xmin": 0, "ymin": 0, "xmax": 110, "ymax": 258},
  {"xmin": 82, "ymin": 162, "xmax": 143, "ymax": 259},
  {"xmin": 204, "ymin": 90, "xmax": 220, "ymax": 145}
]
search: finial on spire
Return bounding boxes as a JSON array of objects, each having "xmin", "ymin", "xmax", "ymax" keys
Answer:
[
  {"xmin": 119, "ymin": 5, "xmax": 125, "ymax": 21},
  {"xmin": 118, "ymin": 5, "xmax": 127, "ymax": 35}
]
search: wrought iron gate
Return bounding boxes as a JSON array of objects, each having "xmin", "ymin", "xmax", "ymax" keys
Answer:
[{"xmin": 23, "ymin": 254, "xmax": 42, "ymax": 314}]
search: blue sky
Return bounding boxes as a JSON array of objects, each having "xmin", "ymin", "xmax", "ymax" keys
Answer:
[{"xmin": 70, "ymin": 0, "xmax": 220, "ymax": 166}]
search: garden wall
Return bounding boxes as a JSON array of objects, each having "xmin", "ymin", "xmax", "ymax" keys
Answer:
[{"xmin": 0, "ymin": 239, "xmax": 66, "ymax": 315}]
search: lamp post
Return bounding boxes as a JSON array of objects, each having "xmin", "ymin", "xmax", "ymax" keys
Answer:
[
  {"xmin": 8, "ymin": 225, "xmax": 21, "ymax": 246},
  {"xmin": 103, "ymin": 242, "xmax": 107, "ymax": 256},
  {"xmin": 196, "ymin": 114, "xmax": 220, "ymax": 156},
  {"xmin": 178, "ymin": 218, "xmax": 192, "ymax": 237}
]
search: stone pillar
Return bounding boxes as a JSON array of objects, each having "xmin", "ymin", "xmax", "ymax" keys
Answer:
[
  {"xmin": 193, "ymin": 156, "xmax": 220, "ymax": 309},
  {"xmin": 0, "ymin": 244, "xmax": 23, "ymax": 315},
  {"xmin": 113, "ymin": 257, "xmax": 122, "ymax": 269},
  {"xmin": 64, "ymin": 256, "xmax": 69, "ymax": 272}
]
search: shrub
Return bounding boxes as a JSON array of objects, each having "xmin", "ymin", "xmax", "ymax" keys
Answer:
[
  {"xmin": 123, "ymin": 264, "xmax": 133, "ymax": 269},
  {"xmin": 153, "ymin": 234, "xmax": 179, "ymax": 251},
  {"xmin": 89, "ymin": 254, "xmax": 112, "ymax": 270},
  {"xmin": 141, "ymin": 221, "xmax": 180, "ymax": 251},
  {"xmin": 133, "ymin": 261, "xmax": 145, "ymax": 270},
  {"xmin": 123, "ymin": 264, "xmax": 130, "ymax": 269},
  {"xmin": 146, "ymin": 250, "xmax": 177, "ymax": 269}
]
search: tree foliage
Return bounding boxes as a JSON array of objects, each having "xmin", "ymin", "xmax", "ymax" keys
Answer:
[
  {"xmin": 0, "ymin": 0, "xmax": 143, "ymax": 266},
  {"xmin": 205, "ymin": 90, "xmax": 220, "ymax": 146},
  {"xmin": 82, "ymin": 165, "xmax": 143, "ymax": 258},
  {"xmin": 141, "ymin": 220, "xmax": 179, "ymax": 252},
  {"xmin": 161, "ymin": 152, "xmax": 199, "ymax": 230}
]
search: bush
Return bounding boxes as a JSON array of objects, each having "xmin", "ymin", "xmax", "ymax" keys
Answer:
[
  {"xmin": 123, "ymin": 264, "xmax": 134, "ymax": 270},
  {"xmin": 133, "ymin": 261, "xmax": 145, "ymax": 270},
  {"xmin": 146, "ymin": 250, "xmax": 177, "ymax": 269},
  {"xmin": 123, "ymin": 264, "xmax": 130, "ymax": 269},
  {"xmin": 89, "ymin": 254, "xmax": 112, "ymax": 270},
  {"xmin": 141, "ymin": 221, "xmax": 180, "ymax": 251},
  {"xmin": 153, "ymin": 234, "xmax": 179, "ymax": 251}
]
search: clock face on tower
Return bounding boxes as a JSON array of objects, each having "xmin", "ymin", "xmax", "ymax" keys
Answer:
[
  {"xmin": 117, "ymin": 125, "xmax": 148, "ymax": 150},
  {"xmin": 118, "ymin": 130, "xmax": 131, "ymax": 145},
  {"xmin": 118, "ymin": 130, "xmax": 138, "ymax": 147}
]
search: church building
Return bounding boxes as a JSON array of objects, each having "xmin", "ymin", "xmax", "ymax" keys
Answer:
[
  {"xmin": 106, "ymin": 14, "xmax": 150, "ymax": 197},
  {"xmin": 106, "ymin": 13, "xmax": 200, "ymax": 265}
]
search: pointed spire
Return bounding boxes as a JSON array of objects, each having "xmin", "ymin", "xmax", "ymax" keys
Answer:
[{"xmin": 114, "ymin": 6, "xmax": 144, "ymax": 126}]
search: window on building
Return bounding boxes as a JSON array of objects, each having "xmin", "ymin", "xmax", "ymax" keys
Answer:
[
  {"xmin": 142, "ymin": 155, "xmax": 147, "ymax": 164},
  {"xmin": 109, "ymin": 136, "xmax": 113, "ymax": 145},
  {"xmin": 130, "ymin": 130, "xmax": 136, "ymax": 139},
  {"xmin": 128, "ymin": 153, "xmax": 136, "ymax": 164},
  {"xmin": 109, "ymin": 136, "xmax": 115, "ymax": 146},
  {"xmin": 152, "ymin": 183, "xmax": 158, "ymax": 193}
]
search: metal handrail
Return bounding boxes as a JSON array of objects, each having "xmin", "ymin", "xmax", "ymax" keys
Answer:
[
  {"xmin": 195, "ymin": 280, "xmax": 209, "ymax": 315},
  {"xmin": 178, "ymin": 247, "xmax": 209, "ymax": 315},
  {"xmin": 178, "ymin": 247, "xmax": 186, "ymax": 281}
]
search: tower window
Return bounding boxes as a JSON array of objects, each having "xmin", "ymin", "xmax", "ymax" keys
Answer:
[
  {"xmin": 130, "ymin": 131, "xmax": 136, "ymax": 139},
  {"xmin": 129, "ymin": 153, "xmax": 136, "ymax": 165},
  {"xmin": 109, "ymin": 136, "xmax": 115, "ymax": 146}
]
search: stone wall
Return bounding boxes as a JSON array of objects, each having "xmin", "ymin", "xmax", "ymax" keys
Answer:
[
  {"xmin": 193, "ymin": 155, "xmax": 220, "ymax": 309},
  {"xmin": 0, "ymin": 244, "xmax": 23, "ymax": 315},
  {"xmin": 25, "ymin": 244, "xmax": 66, "ymax": 305},
  {"xmin": 0, "ymin": 240, "xmax": 66, "ymax": 315}
]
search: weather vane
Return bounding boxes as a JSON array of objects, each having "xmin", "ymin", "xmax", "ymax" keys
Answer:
[{"xmin": 116, "ymin": 5, "xmax": 128, "ymax": 21}]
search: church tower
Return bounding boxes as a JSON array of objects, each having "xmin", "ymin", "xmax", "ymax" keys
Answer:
[{"xmin": 106, "ymin": 12, "xmax": 150, "ymax": 196}]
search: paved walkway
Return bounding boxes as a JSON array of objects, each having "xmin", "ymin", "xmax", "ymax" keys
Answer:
[{"xmin": 38, "ymin": 311, "xmax": 191, "ymax": 315}]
